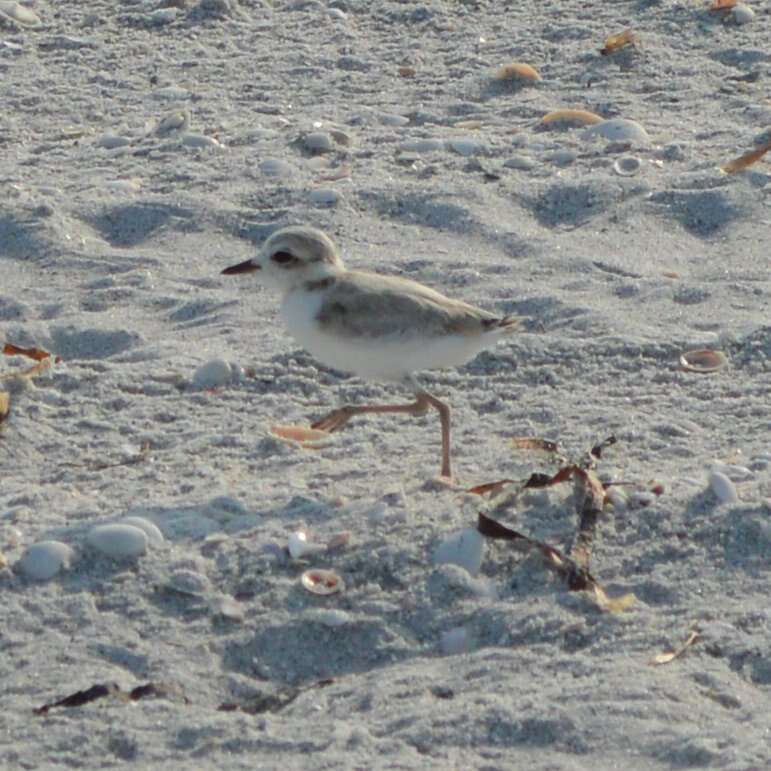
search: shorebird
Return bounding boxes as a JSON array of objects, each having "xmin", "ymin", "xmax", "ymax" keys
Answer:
[{"xmin": 222, "ymin": 226, "xmax": 519, "ymax": 479}]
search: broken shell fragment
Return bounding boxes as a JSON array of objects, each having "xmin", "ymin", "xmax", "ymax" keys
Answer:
[
  {"xmin": 613, "ymin": 156, "xmax": 642, "ymax": 176},
  {"xmin": 494, "ymin": 63, "xmax": 541, "ymax": 82},
  {"xmin": 287, "ymin": 530, "xmax": 325, "ymax": 559},
  {"xmin": 679, "ymin": 349, "xmax": 727, "ymax": 374},
  {"xmin": 540, "ymin": 109, "xmax": 604, "ymax": 128},
  {"xmin": 271, "ymin": 424, "xmax": 331, "ymax": 446},
  {"xmin": 301, "ymin": 568, "xmax": 345, "ymax": 595}
]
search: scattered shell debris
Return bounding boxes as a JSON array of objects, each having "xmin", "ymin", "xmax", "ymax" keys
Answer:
[
  {"xmin": 301, "ymin": 568, "xmax": 345, "ymax": 595},
  {"xmin": 679, "ymin": 349, "xmax": 727, "ymax": 373}
]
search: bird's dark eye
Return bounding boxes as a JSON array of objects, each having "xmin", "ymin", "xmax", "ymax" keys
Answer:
[{"xmin": 271, "ymin": 251, "xmax": 295, "ymax": 265}]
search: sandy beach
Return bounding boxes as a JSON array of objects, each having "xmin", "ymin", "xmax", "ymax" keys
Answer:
[{"xmin": 1, "ymin": 1, "xmax": 770, "ymax": 768}]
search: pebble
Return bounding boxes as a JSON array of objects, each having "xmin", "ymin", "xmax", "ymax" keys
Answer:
[
  {"xmin": 309, "ymin": 188, "xmax": 341, "ymax": 206},
  {"xmin": 432, "ymin": 528, "xmax": 485, "ymax": 577},
  {"xmin": 447, "ymin": 138, "xmax": 484, "ymax": 156},
  {"xmin": 119, "ymin": 516, "xmax": 164, "ymax": 546},
  {"xmin": 191, "ymin": 359, "xmax": 239, "ymax": 389},
  {"xmin": 259, "ymin": 158, "xmax": 296, "ymax": 177},
  {"xmin": 440, "ymin": 626, "xmax": 471, "ymax": 655},
  {"xmin": 153, "ymin": 86, "xmax": 192, "ymax": 101},
  {"xmin": 304, "ymin": 132, "xmax": 335, "ymax": 153},
  {"xmin": 378, "ymin": 113, "xmax": 410, "ymax": 127},
  {"xmin": 709, "ymin": 471, "xmax": 739, "ymax": 505},
  {"xmin": 503, "ymin": 155, "xmax": 535, "ymax": 171},
  {"xmin": 106, "ymin": 178, "xmax": 142, "ymax": 194},
  {"xmin": 0, "ymin": 1, "xmax": 41, "ymax": 27},
  {"xmin": 550, "ymin": 149, "xmax": 577, "ymax": 166},
  {"xmin": 148, "ymin": 8, "xmax": 178, "ymax": 25},
  {"xmin": 96, "ymin": 133, "xmax": 132, "ymax": 150},
  {"xmin": 305, "ymin": 608, "xmax": 351, "ymax": 627},
  {"xmin": 167, "ymin": 568, "xmax": 211, "ymax": 597},
  {"xmin": 16, "ymin": 541, "xmax": 74, "ymax": 581},
  {"xmin": 181, "ymin": 132, "xmax": 224, "ymax": 150},
  {"xmin": 582, "ymin": 118, "xmax": 650, "ymax": 146},
  {"xmin": 211, "ymin": 594, "xmax": 245, "ymax": 622},
  {"xmin": 731, "ymin": 4, "xmax": 755, "ymax": 25},
  {"xmin": 87, "ymin": 523, "xmax": 148, "ymax": 559},
  {"xmin": 710, "ymin": 463, "xmax": 754, "ymax": 482}
]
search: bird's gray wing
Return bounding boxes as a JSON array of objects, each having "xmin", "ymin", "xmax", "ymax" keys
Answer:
[{"xmin": 314, "ymin": 271, "xmax": 497, "ymax": 339}]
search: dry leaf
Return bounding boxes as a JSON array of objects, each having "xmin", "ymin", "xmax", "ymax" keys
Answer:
[
  {"xmin": 720, "ymin": 139, "xmax": 771, "ymax": 174},
  {"xmin": 466, "ymin": 478, "xmax": 515, "ymax": 497},
  {"xmin": 651, "ymin": 631, "xmax": 699, "ymax": 665},
  {"xmin": 2, "ymin": 343, "xmax": 53, "ymax": 361},
  {"xmin": 600, "ymin": 29, "xmax": 639, "ymax": 56}
]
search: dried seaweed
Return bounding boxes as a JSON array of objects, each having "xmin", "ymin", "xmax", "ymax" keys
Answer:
[
  {"xmin": 650, "ymin": 630, "xmax": 699, "ymax": 665},
  {"xmin": 34, "ymin": 681, "xmax": 188, "ymax": 715}
]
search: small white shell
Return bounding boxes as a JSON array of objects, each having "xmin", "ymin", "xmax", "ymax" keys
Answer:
[
  {"xmin": 192, "ymin": 359, "xmax": 236, "ymax": 389},
  {"xmin": 301, "ymin": 568, "xmax": 345, "ymax": 595},
  {"xmin": 87, "ymin": 524, "xmax": 148, "ymax": 559},
  {"xmin": 119, "ymin": 516, "xmax": 164, "ymax": 546},
  {"xmin": 582, "ymin": 118, "xmax": 650, "ymax": 146},
  {"xmin": 709, "ymin": 471, "xmax": 739, "ymax": 504},
  {"xmin": 288, "ymin": 531, "xmax": 326, "ymax": 560},
  {"xmin": 16, "ymin": 541, "xmax": 74, "ymax": 581},
  {"xmin": 613, "ymin": 156, "xmax": 642, "ymax": 176},
  {"xmin": 432, "ymin": 528, "xmax": 485, "ymax": 577},
  {"xmin": 0, "ymin": 1, "xmax": 41, "ymax": 27},
  {"xmin": 731, "ymin": 3, "xmax": 755, "ymax": 25}
]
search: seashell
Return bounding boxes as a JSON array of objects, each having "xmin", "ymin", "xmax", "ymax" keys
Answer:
[
  {"xmin": 613, "ymin": 156, "xmax": 642, "ymax": 176},
  {"xmin": 494, "ymin": 63, "xmax": 541, "ymax": 82},
  {"xmin": 16, "ymin": 541, "xmax": 74, "ymax": 581},
  {"xmin": 301, "ymin": 568, "xmax": 345, "ymax": 595},
  {"xmin": 305, "ymin": 608, "xmax": 351, "ymax": 627},
  {"xmin": 398, "ymin": 65, "xmax": 416, "ymax": 78},
  {"xmin": 0, "ymin": 391, "xmax": 8, "ymax": 421},
  {"xmin": 731, "ymin": 3, "xmax": 755, "ymax": 24},
  {"xmin": 582, "ymin": 118, "xmax": 651, "ymax": 146},
  {"xmin": 709, "ymin": 471, "xmax": 739, "ymax": 504},
  {"xmin": 0, "ymin": 1, "xmax": 41, "ymax": 27},
  {"xmin": 192, "ymin": 359, "xmax": 236, "ymax": 389},
  {"xmin": 679, "ymin": 349, "xmax": 727, "ymax": 374},
  {"xmin": 270, "ymin": 424, "xmax": 331, "ymax": 446},
  {"xmin": 87, "ymin": 523, "xmax": 148, "ymax": 559},
  {"xmin": 95, "ymin": 133, "xmax": 132, "ymax": 150},
  {"xmin": 210, "ymin": 594, "xmax": 245, "ymax": 622},
  {"xmin": 309, "ymin": 188, "xmax": 341, "ymax": 206},
  {"xmin": 288, "ymin": 530, "xmax": 327, "ymax": 559},
  {"xmin": 119, "ymin": 516, "xmax": 164, "ymax": 546},
  {"xmin": 153, "ymin": 85, "xmax": 192, "ymax": 100},
  {"xmin": 167, "ymin": 569, "xmax": 211, "ymax": 597},
  {"xmin": 432, "ymin": 528, "xmax": 485, "ymax": 577},
  {"xmin": 540, "ymin": 109, "xmax": 604, "ymax": 128},
  {"xmin": 600, "ymin": 29, "xmax": 639, "ymax": 56},
  {"xmin": 181, "ymin": 132, "xmax": 224, "ymax": 149}
]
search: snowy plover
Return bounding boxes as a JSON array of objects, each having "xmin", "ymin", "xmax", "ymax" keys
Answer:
[{"xmin": 222, "ymin": 226, "xmax": 519, "ymax": 479}]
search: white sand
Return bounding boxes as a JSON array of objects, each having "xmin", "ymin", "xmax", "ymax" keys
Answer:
[{"xmin": 2, "ymin": 0, "xmax": 770, "ymax": 768}]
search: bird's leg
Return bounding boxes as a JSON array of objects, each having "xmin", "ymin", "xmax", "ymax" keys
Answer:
[
  {"xmin": 311, "ymin": 394, "xmax": 430, "ymax": 433},
  {"xmin": 310, "ymin": 384, "xmax": 453, "ymax": 480}
]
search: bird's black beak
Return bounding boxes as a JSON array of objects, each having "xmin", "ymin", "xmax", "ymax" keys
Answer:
[{"xmin": 221, "ymin": 259, "xmax": 260, "ymax": 275}]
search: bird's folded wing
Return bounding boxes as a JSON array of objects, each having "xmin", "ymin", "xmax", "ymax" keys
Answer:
[{"xmin": 315, "ymin": 271, "xmax": 497, "ymax": 339}]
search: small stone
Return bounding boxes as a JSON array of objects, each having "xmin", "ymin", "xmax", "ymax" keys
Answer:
[
  {"xmin": 119, "ymin": 517, "xmax": 164, "ymax": 546},
  {"xmin": 88, "ymin": 524, "xmax": 148, "ymax": 559},
  {"xmin": 16, "ymin": 541, "xmax": 74, "ymax": 581},
  {"xmin": 503, "ymin": 155, "xmax": 535, "ymax": 170},
  {"xmin": 432, "ymin": 528, "xmax": 484, "ymax": 576},
  {"xmin": 731, "ymin": 3, "xmax": 755, "ymax": 25},
  {"xmin": 378, "ymin": 113, "xmax": 409, "ymax": 127},
  {"xmin": 400, "ymin": 138, "xmax": 443, "ymax": 153},
  {"xmin": 305, "ymin": 608, "xmax": 351, "ymax": 627},
  {"xmin": 168, "ymin": 569, "xmax": 211, "ymax": 597},
  {"xmin": 582, "ymin": 118, "xmax": 650, "ymax": 147},
  {"xmin": 148, "ymin": 8, "xmax": 178, "ymax": 24},
  {"xmin": 181, "ymin": 132, "xmax": 223, "ymax": 149},
  {"xmin": 550, "ymin": 149, "xmax": 577, "ymax": 166},
  {"xmin": 211, "ymin": 594, "xmax": 245, "ymax": 622},
  {"xmin": 304, "ymin": 132, "xmax": 334, "ymax": 153},
  {"xmin": 96, "ymin": 133, "xmax": 132, "ymax": 150},
  {"xmin": 709, "ymin": 471, "xmax": 739, "ymax": 505},
  {"xmin": 192, "ymin": 359, "xmax": 236, "ymax": 389},
  {"xmin": 259, "ymin": 158, "xmax": 296, "ymax": 177},
  {"xmin": 309, "ymin": 188, "xmax": 341, "ymax": 206},
  {"xmin": 447, "ymin": 138, "xmax": 483, "ymax": 156}
]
